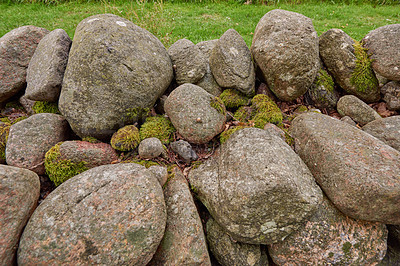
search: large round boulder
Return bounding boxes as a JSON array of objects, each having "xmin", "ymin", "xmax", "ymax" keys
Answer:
[
  {"xmin": 59, "ymin": 14, "xmax": 173, "ymax": 140},
  {"xmin": 362, "ymin": 116, "xmax": 400, "ymax": 151}
]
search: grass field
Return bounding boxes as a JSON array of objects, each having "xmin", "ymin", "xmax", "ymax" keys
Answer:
[{"xmin": 1, "ymin": 0, "xmax": 399, "ymax": 47}]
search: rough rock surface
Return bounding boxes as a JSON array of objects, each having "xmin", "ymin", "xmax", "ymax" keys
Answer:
[
  {"xmin": 138, "ymin": 137, "xmax": 165, "ymax": 159},
  {"xmin": 0, "ymin": 26, "xmax": 49, "ymax": 103},
  {"xmin": 381, "ymin": 81, "xmax": 400, "ymax": 111},
  {"xmin": 362, "ymin": 116, "xmax": 400, "ymax": 151},
  {"xmin": 148, "ymin": 165, "xmax": 168, "ymax": 187},
  {"xmin": 196, "ymin": 39, "xmax": 219, "ymax": 58},
  {"xmin": 6, "ymin": 113, "xmax": 71, "ymax": 175},
  {"xmin": 340, "ymin": 116, "xmax": 357, "ymax": 127},
  {"xmin": 0, "ymin": 165, "xmax": 40, "ymax": 266},
  {"xmin": 307, "ymin": 68, "xmax": 339, "ymax": 109},
  {"xmin": 149, "ymin": 168, "xmax": 211, "ymax": 265},
  {"xmin": 25, "ymin": 29, "xmax": 72, "ymax": 102},
  {"xmin": 59, "ymin": 14, "xmax": 173, "ymax": 140},
  {"xmin": 188, "ymin": 127, "xmax": 323, "ymax": 244},
  {"xmin": 363, "ymin": 24, "xmax": 400, "ymax": 81},
  {"xmin": 165, "ymin": 84, "xmax": 226, "ymax": 144},
  {"xmin": 210, "ymin": 29, "xmax": 255, "ymax": 96},
  {"xmin": 337, "ymin": 95, "xmax": 381, "ymax": 126},
  {"xmin": 206, "ymin": 217, "xmax": 268, "ymax": 266},
  {"xmin": 319, "ymin": 29, "xmax": 380, "ymax": 103},
  {"xmin": 269, "ymin": 195, "xmax": 388, "ymax": 265},
  {"xmin": 170, "ymin": 140, "xmax": 198, "ymax": 163},
  {"xmin": 251, "ymin": 9, "xmax": 319, "ymax": 101},
  {"xmin": 291, "ymin": 112, "xmax": 400, "ymax": 224},
  {"xmin": 18, "ymin": 163, "xmax": 166, "ymax": 265},
  {"xmin": 263, "ymin": 123, "xmax": 286, "ymax": 141}
]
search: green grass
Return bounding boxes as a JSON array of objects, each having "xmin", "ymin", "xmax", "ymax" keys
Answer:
[{"xmin": 1, "ymin": 0, "xmax": 399, "ymax": 48}]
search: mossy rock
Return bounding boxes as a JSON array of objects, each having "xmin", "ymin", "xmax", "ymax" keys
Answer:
[
  {"xmin": 81, "ymin": 136, "xmax": 101, "ymax": 144},
  {"xmin": 139, "ymin": 115, "xmax": 176, "ymax": 144},
  {"xmin": 220, "ymin": 126, "xmax": 248, "ymax": 145},
  {"xmin": 251, "ymin": 94, "xmax": 283, "ymax": 128},
  {"xmin": 32, "ymin": 101, "xmax": 60, "ymax": 114},
  {"xmin": 209, "ymin": 96, "xmax": 226, "ymax": 116},
  {"xmin": 111, "ymin": 125, "xmax": 140, "ymax": 152},
  {"xmin": 308, "ymin": 68, "xmax": 339, "ymax": 110},
  {"xmin": 219, "ymin": 89, "xmax": 250, "ymax": 109},
  {"xmin": 0, "ymin": 122, "xmax": 11, "ymax": 163}
]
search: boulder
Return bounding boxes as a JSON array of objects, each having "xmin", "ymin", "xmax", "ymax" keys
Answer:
[
  {"xmin": 251, "ymin": 9, "xmax": 319, "ymax": 101},
  {"xmin": 0, "ymin": 165, "xmax": 40, "ymax": 266},
  {"xmin": 363, "ymin": 24, "xmax": 400, "ymax": 81},
  {"xmin": 269, "ymin": 195, "xmax": 388, "ymax": 265},
  {"xmin": 170, "ymin": 140, "xmax": 198, "ymax": 164},
  {"xmin": 340, "ymin": 116, "xmax": 357, "ymax": 127},
  {"xmin": 18, "ymin": 163, "xmax": 166, "ymax": 265},
  {"xmin": 25, "ymin": 29, "xmax": 72, "ymax": 102},
  {"xmin": 188, "ymin": 127, "xmax": 323, "ymax": 244},
  {"xmin": 196, "ymin": 39, "xmax": 219, "ymax": 58},
  {"xmin": 0, "ymin": 26, "xmax": 49, "ymax": 104},
  {"xmin": 6, "ymin": 113, "xmax": 71, "ymax": 175},
  {"xmin": 307, "ymin": 68, "xmax": 339, "ymax": 109},
  {"xmin": 138, "ymin": 137, "xmax": 165, "ymax": 159},
  {"xmin": 381, "ymin": 81, "xmax": 400, "ymax": 111},
  {"xmin": 291, "ymin": 112, "xmax": 400, "ymax": 224},
  {"xmin": 362, "ymin": 116, "xmax": 400, "ymax": 151},
  {"xmin": 337, "ymin": 95, "xmax": 381, "ymax": 126},
  {"xmin": 59, "ymin": 14, "xmax": 173, "ymax": 140},
  {"xmin": 148, "ymin": 165, "xmax": 168, "ymax": 186},
  {"xmin": 165, "ymin": 84, "xmax": 226, "ymax": 144},
  {"xmin": 210, "ymin": 29, "xmax": 255, "ymax": 96}
]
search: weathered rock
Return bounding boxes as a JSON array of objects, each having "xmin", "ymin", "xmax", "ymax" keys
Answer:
[
  {"xmin": 18, "ymin": 163, "xmax": 166, "ymax": 265},
  {"xmin": 18, "ymin": 95, "xmax": 36, "ymax": 115},
  {"xmin": 291, "ymin": 112, "xmax": 400, "ymax": 224},
  {"xmin": 319, "ymin": 29, "xmax": 380, "ymax": 103},
  {"xmin": 340, "ymin": 116, "xmax": 357, "ymax": 127},
  {"xmin": 381, "ymin": 81, "xmax": 400, "ymax": 111},
  {"xmin": 0, "ymin": 26, "xmax": 49, "ymax": 104},
  {"xmin": 337, "ymin": 95, "xmax": 381, "ymax": 126},
  {"xmin": 210, "ymin": 29, "xmax": 255, "ymax": 96},
  {"xmin": 6, "ymin": 113, "xmax": 71, "ymax": 175},
  {"xmin": 25, "ymin": 29, "xmax": 72, "ymax": 102},
  {"xmin": 165, "ymin": 84, "xmax": 226, "ymax": 144},
  {"xmin": 251, "ymin": 9, "xmax": 319, "ymax": 101},
  {"xmin": 263, "ymin": 123, "xmax": 286, "ymax": 142},
  {"xmin": 168, "ymin": 39, "xmax": 207, "ymax": 85},
  {"xmin": 149, "ymin": 168, "xmax": 211, "ymax": 265},
  {"xmin": 363, "ymin": 24, "xmax": 400, "ymax": 81},
  {"xmin": 363, "ymin": 116, "xmax": 400, "ymax": 151},
  {"xmin": 188, "ymin": 127, "xmax": 323, "ymax": 244},
  {"xmin": 59, "ymin": 14, "xmax": 173, "ymax": 140},
  {"xmin": 196, "ymin": 39, "xmax": 219, "ymax": 58},
  {"xmin": 0, "ymin": 165, "xmax": 40, "ymax": 266},
  {"xmin": 148, "ymin": 165, "xmax": 168, "ymax": 186},
  {"xmin": 206, "ymin": 217, "xmax": 268, "ymax": 266},
  {"xmin": 170, "ymin": 140, "xmax": 198, "ymax": 164},
  {"xmin": 307, "ymin": 68, "xmax": 339, "ymax": 109},
  {"xmin": 269, "ymin": 195, "xmax": 388, "ymax": 265},
  {"xmin": 138, "ymin": 137, "xmax": 165, "ymax": 159}
]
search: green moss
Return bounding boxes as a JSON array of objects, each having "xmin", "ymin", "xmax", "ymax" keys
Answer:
[
  {"xmin": 44, "ymin": 142, "xmax": 89, "ymax": 186},
  {"xmin": 163, "ymin": 166, "xmax": 176, "ymax": 189},
  {"xmin": 219, "ymin": 89, "xmax": 249, "ymax": 109},
  {"xmin": 294, "ymin": 105, "xmax": 308, "ymax": 113},
  {"xmin": 81, "ymin": 136, "xmax": 101, "ymax": 144},
  {"xmin": 139, "ymin": 115, "xmax": 176, "ymax": 144},
  {"xmin": 328, "ymin": 252, "xmax": 334, "ymax": 258},
  {"xmin": 220, "ymin": 126, "xmax": 248, "ymax": 144},
  {"xmin": 342, "ymin": 241, "xmax": 352, "ymax": 254},
  {"xmin": 315, "ymin": 68, "xmax": 335, "ymax": 92},
  {"xmin": 210, "ymin": 96, "xmax": 226, "ymax": 116},
  {"xmin": 0, "ymin": 117, "xmax": 11, "ymax": 124},
  {"xmin": 0, "ymin": 123, "xmax": 11, "ymax": 161},
  {"xmin": 251, "ymin": 94, "xmax": 283, "ymax": 129},
  {"xmin": 121, "ymin": 159, "xmax": 160, "ymax": 168},
  {"xmin": 32, "ymin": 101, "xmax": 60, "ymax": 114},
  {"xmin": 190, "ymin": 160, "xmax": 203, "ymax": 170},
  {"xmin": 233, "ymin": 106, "xmax": 252, "ymax": 122},
  {"xmin": 5, "ymin": 101, "xmax": 24, "ymax": 110},
  {"xmin": 12, "ymin": 116, "xmax": 27, "ymax": 124},
  {"xmin": 125, "ymin": 107, "xmax": 150, "ymax": 123},
  {"xmin": 111, "ymin": 125, "xmax": 140, "ymax": 151},
  {"xmin": 350, "ymin": 41, "xmax": 378, "ymax": 93}
]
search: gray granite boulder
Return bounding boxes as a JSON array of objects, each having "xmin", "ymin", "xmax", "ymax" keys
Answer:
[
  {"xmin": 210, "ymin": 29, "xmax": 255, "ymax": 96},
  {"xmin": 18, "ymin": 163, "xmax": 166, "ymax": 265},
  {"xmin": 269, "ymin": 195, "xmax": 388, "ymax": 265},
  {"xmin": 25, "ymin": 29, "xmax": 72, "ymax": 102},
  {"xmin": 291, "ymin": 112, "xmax": 400, "ymax": 224},
  {"xmin": 340, "ymin": 116, "xmax": 357, "ymax": 127},
  {"xmin": 59, "ymin": 14, "xmax": 173, "ymax": 140},
  {"xmin": 165, "ymin": 84, "xmax": 226, "ymax": 144},
  {"xmin": 363, "ymin": 116, "xmax": 400, "ymax": 151},
  {"xmin": 0, "ymin": 26, "xmax": 49, "ymax": 103},
  {"xmin": 0, "ymin": 166, "xmax": 40, "ymax": 266},
  {"xmin": 188, "ymin": 127, "xmax": 323, "ymax": 244},
  {"xmin": 251, "ymin": 9, "xmax": 319, "ymax": 101},
  {"xmin": 148, "ymin": 165, "xmax": 168, "ymax": 186},
  {"xmin": 307, "ymin": 68, "xmax": 339, "ymax": 109},
  {"xmin": 6, "ymin": 113, "xmax": 71, "ymax": 175},
  {"xmin": 138, "ymin": 137, "xmax": 165, "ymax": 159},
  {"xmin": 337, "ymin": 95, "xmax": 381, "ymax": 126},
  {"xmin": 381, "ymin": 81, "xmax": 400, "ymax": 111},
  {"xmin": 170, "ymin": 140, "xmax": 198, "ymax": 164},
  {"xmin": 363, "ymin": 24, "xmax": 400, "ymax": 81}
]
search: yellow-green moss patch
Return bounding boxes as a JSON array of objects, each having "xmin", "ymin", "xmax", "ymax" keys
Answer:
[
  {"xmin": 251, "ymin": 94, "xmax": 283, "ymax": 128},
  {"xmin": 33, "ymin": 101, "xmax": 60, "ymax": 114},
  {"xmin": 139, "ymin": 115, "xmax": 176, "ymax": 144},
  {"xmin": 210, "ymin": 96, "xmax": 226, "ymax": 116},
  {"xmin": 350, "ymin": 41, "xmax": 378, "ymax": 93},
  {"xmin": 0, "ymin": 123, "xmax": 11, "ymax": 161},
  {"xmin": 111, "ymin": 125, "xmax": 140, "ymax": 151},
  {"xmin": 219, "ymin": 89, "xmax": 249, "ymax": 109},
  {"xmin": 82, "ymin": 136, "xmax": 101, "ymax": 144},
  {"xmin": 233, "ymin": 106, "xmax": 252, "ymax": 122}
]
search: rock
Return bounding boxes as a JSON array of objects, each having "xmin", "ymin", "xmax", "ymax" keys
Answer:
[
  {"xmin": 148, "ymin": 165, "xmax": 168, "ymax": 186},
  {"xmin": 196, "ymin": 39, "xmax": 219, "ymax": 58},
  {"xmin": 170, "ymin": 140, "xmax": 198, "ymax": 164},
  {"xmin": 165, "ymin": 84, "xmax": 226, "ymax": 144},
  {"xmin": 18, "ymin": 163, "xmax": 166, "ymax": 265},
  {"xmin": 0, "ymin": 165, "xmax": 40, "ymax": 266},
  {"xmin": 0, "ymin": 26, "xmax": 49, "ymax": 104},
  {"xmin": 269, "ymin": 195, "xmax": 388, "ymax": 265},
  {"xmin": 59, "ymin": 14, "xmax": 173, "ymax": 140},
  {"xmin": 307, "ymin": 68, "xmax": 339, "ymax": 109},
  {"xmin": 188, "ymin": 127, "xmax": 323, "ymax": 244},
  {"xmin": 210, "ymin": 29, "xmax": 255, "ymax": 96},
  {"xmin": 168, "ymin": 39, "xmax": 207, "ymax": 85},
  {"xmin": 319, "ymin": 29, "xmax": 380, "ymax": 103},
  {"xmin": 291, "ymin": 112, "xmax": 400, "ymax": 224},
  {"xmin": 206, "ymin": 217, "xmax": 268, "ymax": 266},
  {"xmin": 6, "ymin": 113, "xmax": 71, "ymax": 175},
  {"xmin": 18, "ymin": 95, "xmax": 36, "ymax": 115},
  {"xmin": 362, "ymin": 116, "xmax": 400, "ymax": 151},
  {"xmin": 379, "ymin": 225, "xmax": 400, "ymax": 266},
  {"xmin": 25, "ymin": 29, "xmax": 72, "ymax": 102},
  {"xmin": 363, "ymin": 24, "xmax": 400, "ymax": 81},
  {"xmin": 263, "ymin": 123, "xmax": 286, "ymax": 142},
  {"xmin": 337, "ymin": 95, "xmax": 381, "ymax": 126},
  {"xmin": 138, "ymin": 137, "xmax": 165, "ymax": 159},
  {"xmin": 149, "ymin": 168, "xmax": 211, "ymax": 265},
  {"xmin": 340, "ymin": 116, "xmax": 357, "ymax": 127},
  {"xmin": 381, "ymin": 81, "xmax": 400, "ymax": 111},
  {"xmin": 251, "ymin": 9, "xmax": 319, "ymax": 101}
]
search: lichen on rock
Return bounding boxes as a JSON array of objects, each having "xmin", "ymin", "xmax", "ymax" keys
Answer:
[{"xmin": 111, "ymin": 125, "xmax": 140, "ymax": 151}]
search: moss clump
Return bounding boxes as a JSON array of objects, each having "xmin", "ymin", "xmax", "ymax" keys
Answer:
[
  {"xmin": 5, "ymin": 101, "xmax": 24, "ymax": 110},
  {"xmin": 125, "ymin": 107, "xmax": 150, "ymax": 123},
  {"xmin": 12, "ymin": 116, "xmax": 27, "ymax": 124},
  {"xmin": 139, "ymin": 115, "xmax": 176, "ymax": 144},
  {"xmin": 0, "ymin": 123, "xmax": 11, "ymax": 161},
  {"xmin": 210, "ymin": 96, "xmax": 226, "ymax": 116},
  {"xmin": 122, "ymin": 159, "xmax": 160, "ymax": 168},
  {"xmin": 0, "ymin": 116, "xmax": 27, "ymax": 125},
  {"xmin": 251, "ymin": 94, "xmax": 283, "ymax": 129},
  {"xmin": 219, "ymin": 89, "xmax": 250, "ymax": 109},
  {"xmin": 81, "ymin": 136, "xmax": 101, "ymax": 144},
  {"xmin": 32, "ymin": 101, "xmax": 60, "ymax": 114},
  {"xmin": 220, "ymin": 126, "xmax": 248, "ymax": 144},
  {"xmin": 315, "ymin": 68, "xmax": 335, "ymax": 92},
  {"xmin": 233, "ymin": 106, "xmax": 252, "ymax": 122},
  {"xmin": 44, "ymin": 142, "xmax": 88, "ymax": 186},
  {"xmin": 111, "ymin": 125, "xmax": 140, "ymax": 151},
  {"xmin": 350, "ymin": 41, "xmax": 378, "ymax": 93}
]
